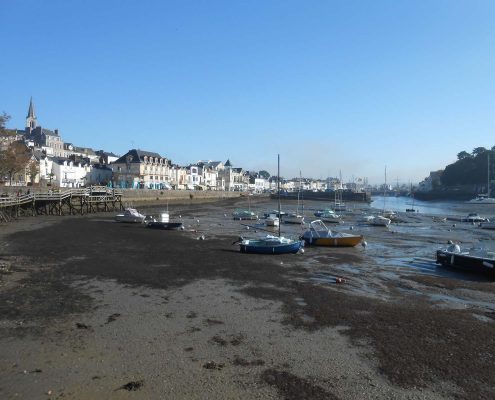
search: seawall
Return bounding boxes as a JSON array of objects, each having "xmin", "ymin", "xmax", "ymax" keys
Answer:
[{"xmin": 120, "ymin": 189, "xmax": 250, "ymax": 205}]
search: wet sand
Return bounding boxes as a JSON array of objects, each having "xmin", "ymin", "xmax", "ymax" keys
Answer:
[{"xmin": 0, "ymin": 197, "xmax": 494, "ymax": 399}]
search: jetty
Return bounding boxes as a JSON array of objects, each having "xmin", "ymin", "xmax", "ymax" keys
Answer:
[{"xmin": 0, "ymin": 186, "xmax": 123, "ymax": 222}]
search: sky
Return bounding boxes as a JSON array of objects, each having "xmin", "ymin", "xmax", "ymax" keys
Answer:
[{"xmin": 2, "ymin": 0, "xmax": 495, "ymax": 184}]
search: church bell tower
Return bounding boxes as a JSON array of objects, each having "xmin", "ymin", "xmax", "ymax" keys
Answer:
[{"xmin": 26, "ymin": 97, "xmax": 37, "ymax": 132}]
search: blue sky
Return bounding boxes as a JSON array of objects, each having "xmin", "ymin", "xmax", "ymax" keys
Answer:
[{"xmin": 2, "ymin": 0, "xmax": 495, "ymax": 184}]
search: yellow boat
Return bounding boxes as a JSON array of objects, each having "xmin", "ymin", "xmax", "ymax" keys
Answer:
[{"xmin": 301, "ymin": 220, "xmax": 363, "ymax": 247}]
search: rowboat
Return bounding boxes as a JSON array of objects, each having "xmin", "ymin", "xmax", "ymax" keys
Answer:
[{"xmin": 301, "ymin": 220, "xmax": 363, "ymax": 247}]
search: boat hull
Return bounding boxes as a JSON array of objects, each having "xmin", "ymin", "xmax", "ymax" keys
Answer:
[
  {"xmin": 240, "ymin": 241, "xmax": 304, "ymax": 254},
  {"xmin": 304, "ymin": 236, "xmax": 362, "ymax": 247},
  {"xmin": 115, "ymin": 216, "xmax": 145, "ymax": 223},
  {"xmin": 146, "ymin": 222, "xmax": 184, "ymax": 230},
  {"xmin": 436, "ymin": 250, "xmax": 495, "ymax": 277}
]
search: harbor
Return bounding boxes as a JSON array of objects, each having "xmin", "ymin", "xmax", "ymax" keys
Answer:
[{"xmin": 0, "ymin": 195, "xmax": 494, "ymax": 399}]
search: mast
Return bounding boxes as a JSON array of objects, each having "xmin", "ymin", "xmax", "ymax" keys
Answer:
[
  {"xmin": 300, "ymin": 170, "xmax": 304, "ymax": 216},
  {"xmin": 383, "ymin": 166, "xmax": 387, "ymax": 212},
  {"xmin": 277, "ymin": 154, "xmax": 281, "ymax": 238},
  {"xmin": 488, "ymin": 153, "xmax": 491, "ymax": 197}
]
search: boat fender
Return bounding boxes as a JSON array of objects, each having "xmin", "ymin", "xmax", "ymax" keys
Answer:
[{"xmin": 482, "ymin": 261, "xmax": 494, "ymax": 269}]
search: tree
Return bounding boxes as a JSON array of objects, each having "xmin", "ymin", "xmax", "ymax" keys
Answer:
[
  {"xmin": 28, "ymin": 160, "xmax": 39, "ymax": 186},
  {"xmin": 472, "ymin": 147, "xmax": 487, "ymax": 157},
  {"xmin": 258, "ymin": 170, "xmax": 270, "ymax": 179},
  {"xmin": 0, "ymin": 112, "xmax": 10, "ymax": 134},
  {"xmin": 0, "ymin": 141, "xmax": 32, "ymax": 186},
  {"xmin": 457, "ymin": 151, "xmax": 471, "ymax": 160}
]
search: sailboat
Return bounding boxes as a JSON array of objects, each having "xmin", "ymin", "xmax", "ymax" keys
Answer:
[
  {"xmin": 370, "ymin": 166, "xmax": 391, "ymax": 226},
  {"xmin": 333, "ymin": 171, "xmax": 347, "ymax": 212},
  {"xmin": 237, "ymin": 155, "xmax": 304, "ymax": 254},
  {"xmin": 232, "ymin": 192, "xmax": 258, "ymax": 220},
  {"xmin": 284, "ymin": 172, "xmax": 305, "ymax": 224},
  {"xmin": 406, "ymin": 183, "xmax": 416, "ymax": 212},
  {"xmin": 468, "ymin": 152, "xmax": 495, "ymax": 204}
]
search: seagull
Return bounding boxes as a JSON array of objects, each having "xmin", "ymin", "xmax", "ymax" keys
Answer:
[{"xmin": 361, "ymin": 240, "xmax": 367, "ymax": 248}]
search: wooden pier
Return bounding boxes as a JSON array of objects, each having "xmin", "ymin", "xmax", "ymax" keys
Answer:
[{"xmin": 0, "ymin": 186, "xmax": 123, "ymax": 222}]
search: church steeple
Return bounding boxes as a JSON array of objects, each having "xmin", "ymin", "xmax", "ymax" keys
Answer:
[{"xmin": 26, "ymin": 97, "xmax": 37, "ymax": 131}]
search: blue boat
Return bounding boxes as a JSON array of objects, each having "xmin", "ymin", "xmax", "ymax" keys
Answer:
[
  {"xmin": 237, "ymin": 155, "xmax": 304, "ymax": 254},
  {"xmin": 238, "ymin": 235, "xmax": 304, "ymax": 254}
]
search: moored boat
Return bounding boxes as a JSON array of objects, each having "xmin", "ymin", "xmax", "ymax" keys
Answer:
[
  {"xmin": 237, "ymin": 155, "xmax": 304, "ymax": 255},
  {"xmin": 265, "ymin": 214, "xmax": 280, "ymax": 227},
  {"xmin": 462, "ymin": 213, "xmax": 489, "ymax": 223},
  {"xmin": 301, "ymin": 220, "xmax": 363, "ymax": 247},
  {"xmin": 115, "ymin": 208, "xmax": 146, "ymax": 223},
  {"xmin": 232, "ymin": 209, "xmax": 258, "ymax": 220},
  {"xmin": 237, "ymin": 235, "xmax": 304, "ymax": 254},
  {"xmin": 146, "ymin": 212, "xmax": 184, "ymax": 230},
  {"xmin": 284, "ymin": 213, "xmax": 305, "ymax": 224},
  {"xmin": 467, "ymin": 153, "xmax": 495, "ymax": 204},
  {"xmin": 317, "ymin": 209, "xmax": 341, "ymax": 223},
  {"xmin": 436, "ymin": 244, "xmax": 495, "ymax": 277}
]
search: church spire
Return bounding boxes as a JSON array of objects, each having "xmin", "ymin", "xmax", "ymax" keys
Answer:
[{"xmin": 26, "ymin": 97, "xmax": 37, "ymax": 131}]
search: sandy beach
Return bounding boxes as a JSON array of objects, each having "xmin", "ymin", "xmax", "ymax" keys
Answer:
[{"xmin": 0, "ymin": 197, "xmax": 494, "ymax": 399}]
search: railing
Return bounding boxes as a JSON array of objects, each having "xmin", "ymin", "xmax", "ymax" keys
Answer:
[{"xmin": 0, "ymin": 186, "xmax": 122, "ymax": 208}]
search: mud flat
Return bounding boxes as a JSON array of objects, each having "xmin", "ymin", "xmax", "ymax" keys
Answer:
[{"xmin": 0, "ymin": 197, "xmax": 494, "ymax": 399}]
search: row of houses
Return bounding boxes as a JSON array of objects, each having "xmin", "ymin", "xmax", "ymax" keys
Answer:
[{"xmin": 1, "ymin": 99, "xmax": 368, "ymax": 192}]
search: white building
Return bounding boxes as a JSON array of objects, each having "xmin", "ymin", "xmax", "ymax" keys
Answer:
[{"xmin": 51, "ymin": 158, "xmax": 91, "ymax": 188}]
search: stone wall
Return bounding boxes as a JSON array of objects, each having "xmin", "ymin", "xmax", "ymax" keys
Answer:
[{"xmin": 121, "ymin": 189, "xmax": 242, "ymax": 204}]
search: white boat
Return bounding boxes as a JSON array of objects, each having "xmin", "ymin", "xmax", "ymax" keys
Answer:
[
  {"xmin": 370, "ymin": 215, "xmax": 391, "ymax": 226},
  {"xmin": 383, "ymin": 210, "xmax": 397, "ymax": 219},
  {"xmin": 318, "ymin": 209, "xmax": 342, "ymax": 224},
  {"xmin": 468, "ymin": 153, "xmax": 495, "ymax": 204},
  {"xmin": 284, "ymin": 213, "xmax": 305, "ymax": 224},
  {"xmin": 372, "ymin": 166, "xmax": 392, "ymax": 226},
  {"xmin": 115, "ymin": 208, "xmax": 146, "ymax": 223},
  {"xmin": 462, "ymin": 213, "xmax": 489, "ymax": 223},
  {"xmin": 265, "ymin": 214, "xmax": 280, "ymax": 227},
  {"xmin": 285, "ymin": 173, "xmax": 305, "ymax": 224}
]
